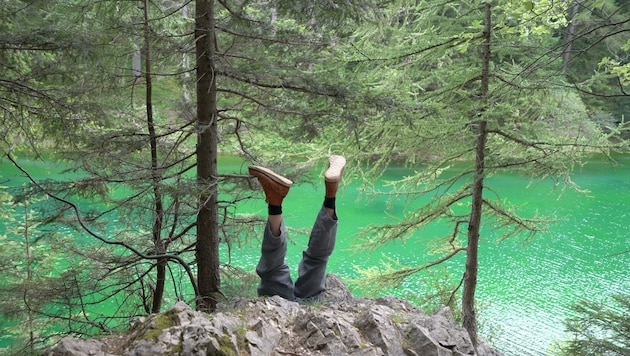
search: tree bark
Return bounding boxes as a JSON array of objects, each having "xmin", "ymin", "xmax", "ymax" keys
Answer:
[
  {"xmin": 141, "ymin": 0, "xmax": 166, "ymax": 314},
  {"xmin": 195, "ymin": 0, "xmax": 221, "ymax": 312},
  {"xmin": 462, "ymin": 120, "xmax": 487, "ymax": 347},
  {"xmin": 462, "ymin": 0, "xmax": 491, "ymax": 347}
]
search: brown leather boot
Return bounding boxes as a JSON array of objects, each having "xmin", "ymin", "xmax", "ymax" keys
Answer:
[
  {"xmin": 248, "ymin": 166, "xmax": 293, "ymax": 206},
  {"xmin": 324, "ymin": 155, "xmax": 346, "ymax": 198}
]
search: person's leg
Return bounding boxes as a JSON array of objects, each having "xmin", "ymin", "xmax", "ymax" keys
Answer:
[
  {"xmin": 294, "ymin": 155, "xmax": 346, "ymax": 301},
  {"xmin": 256, "ymin": 219, "xmax": 294, "ymax": 299},
  {"xmin": 249, "ymin": 166, "xmax": 295, "ymax": 300}
]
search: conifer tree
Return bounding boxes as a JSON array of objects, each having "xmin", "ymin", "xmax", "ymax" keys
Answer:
[
  {"xmin": 1, "ymin": 0, "xmax": 381, "ymax": 348},
  {"xmin": 343, "ymin": 0, "xmax": 628, "ymax": 347},
  {"xmin": 194, "ymin": 0, "xmax": 221, "ymax": 312}
]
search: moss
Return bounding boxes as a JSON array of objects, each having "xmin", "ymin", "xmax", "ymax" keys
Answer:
[
  {"xmin": 170, "ymin": 339, "xmax": 183, "ymax": 355},
  {"xmin": 135, "ymin": 310, "xmax": 188, "ymax": 355},
  {"xmin": 236, "ymin": 324, "xmax": 248, "ymax": 346},
  {"xmin": 215, "ymin": 334, "xmax": 239, "ymax": 356},
  {"xmin": 303, "ymin": 299, "xmax": 326, "ymax": 309},
  {"xmin": 140, "ymin": 310, "xmax": 179, "ymax": 342},
  {"xmin": 390, "ymin": 313, "xmax": 408, "ymax": 324}
]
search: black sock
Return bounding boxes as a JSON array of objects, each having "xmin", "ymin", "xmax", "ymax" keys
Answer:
[
  {"xmin": 268, "ymin": 204, "xmax": 282, "ymax": 216},
  {"xmin": 323, "ymin": 197, "xmax": 336, "ymax": 210}
]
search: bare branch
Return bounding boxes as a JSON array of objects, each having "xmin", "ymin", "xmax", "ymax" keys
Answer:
[{"xmin": 5, "ymin": 152, "xmax": 200, "ymax": 298}]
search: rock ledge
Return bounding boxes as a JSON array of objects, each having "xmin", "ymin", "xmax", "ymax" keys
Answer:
[{"xmin": 50, "ymin": 274, "xmax": 503, "ymax": 356}]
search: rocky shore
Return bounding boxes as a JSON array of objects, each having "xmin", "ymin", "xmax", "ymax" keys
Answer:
[{"xmin": 50, "ymin": 274, "xmax": 503, "ymax": 355}]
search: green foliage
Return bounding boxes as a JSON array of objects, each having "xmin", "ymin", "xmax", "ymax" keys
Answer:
[
  {"xmin": 600, "ymin": 57, "xmax": 630, "ymax": 86},
  {"xmin": 1, "ymin": 0, "xmax": 629, "ymax": 351},
  {"xmin": 553, "ymin": 294, "xmax": 630, "ymax": 356},
  {"xmin": 3, "ymin": 0, "xmax": 385, "ymax": 344},
  {"xmin": 352, "ymin": 256, "xmax": 428, "ymax": 296},
  {"xmin": 0, "ymin": 1, "xmax": 125, "ymax": 155},
  {"xmin": 561, "ymin": 0, "xmax": 630, "ymax": 119},
  {"xmin": 343, "ymin": 2, "xmax": 628, "ymax": 347},
  {"xmin": 0, "ymin": 188, "xmax": 91, "ymax": 353},
  {"xmin": 347, "ymin": 0, "xmax": 624, "ymax": 243},
  {"xmin": 220, "ymin": 265, "xmax": 258, "ymax": 300},
  {"xmin": 401, "ymin": 266, "xmax": 462, "ymax": 318},
  {"xmin": 495, "ymin": 0, "xmax": 569, "ymax": 36}
]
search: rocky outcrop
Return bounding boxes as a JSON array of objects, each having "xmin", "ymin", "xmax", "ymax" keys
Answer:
[{"xmin": 50, "ymin": 274, "xmax": 503, "ymax": 356}]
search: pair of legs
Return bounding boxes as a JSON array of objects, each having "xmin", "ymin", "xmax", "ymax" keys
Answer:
[{"xmin": 249, "ymin": 155, "xmax": 346, "ymax": 303}]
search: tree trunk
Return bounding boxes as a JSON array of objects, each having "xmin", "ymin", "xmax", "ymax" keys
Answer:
[
  {"xmin": 462, "ymin": 1, "xmax": 491, "ymax": 347},
  {"xmin": 195, "ymin": 0, "xmax": 221, "ymax": 312},
  {"xmin": 23, "ymin": 196, "xmax": 35, "ymax": 353},
  {"xmin": 562, "ymin": 1, "xmax": 580, "ymax": 73},
  {"xmin": 462, "ymin": 120, "xmax": 487, "ymax": 347},
  {"xmin": 141, "ymin": 0, "xmax": 166, "ymax": 314},
  {"xmin": 132, "ymin": 16, "xmax": 142, "ymax": 78}
]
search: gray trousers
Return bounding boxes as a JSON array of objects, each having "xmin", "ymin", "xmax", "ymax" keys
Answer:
[{"xmin": 256, "ymin": 206, "xmax": 337, "ymax": 302}]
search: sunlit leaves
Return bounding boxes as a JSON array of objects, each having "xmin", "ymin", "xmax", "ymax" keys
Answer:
[
  {"xmin": 494, "ymin": 0, "xmax": 569, "ymax": 37},
  {"xmin": 599, "ymin": 57, "xmax": 630, "ymax": 87}
]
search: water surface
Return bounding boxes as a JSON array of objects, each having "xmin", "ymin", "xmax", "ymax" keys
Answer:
[{"xmin": 1, "ymin": 155, "xmax": 628, "ymax": 355}]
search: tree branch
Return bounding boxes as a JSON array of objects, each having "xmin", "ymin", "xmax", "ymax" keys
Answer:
[{"xmin": 5, "ymin": 152, "xmax": 200, "ymax": 299}]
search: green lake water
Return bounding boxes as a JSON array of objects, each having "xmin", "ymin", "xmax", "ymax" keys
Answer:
[{"xmin": 1, "ymin": 155, "xmax": 629, "ymax": 355}]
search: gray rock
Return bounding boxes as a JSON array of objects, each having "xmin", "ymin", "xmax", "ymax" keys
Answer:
[
  {"xmin": 50, "ymin": 337, "xmax": 109, "ymax": 356},
  {"xmin": 355, "ymin": 304, "xmax": 404, "ymax": 355},
  {"xmin": 49, "ymin": 274, "xmax": 504, "ymax": 356}
]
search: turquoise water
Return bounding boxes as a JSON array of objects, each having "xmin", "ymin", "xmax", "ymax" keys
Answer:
[
  {"xmin": 225, "ymin": 156, "xmax": 630, "ymax": 355},
  {"xmin": 1, "ymin": 155, "xmax": 629, "ymax": 355},
  {"xmin": 476, "ymin": 158, "xmax": 629, "ymax": 354}
]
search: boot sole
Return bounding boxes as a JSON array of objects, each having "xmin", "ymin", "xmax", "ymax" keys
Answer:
[
  {"xmin": 325, "ymin": 155, "xmax": 346, "ymax": 182},
  {"xmin": 248, "ymin": 166, "xmax": 293, "ymax": 187}
]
